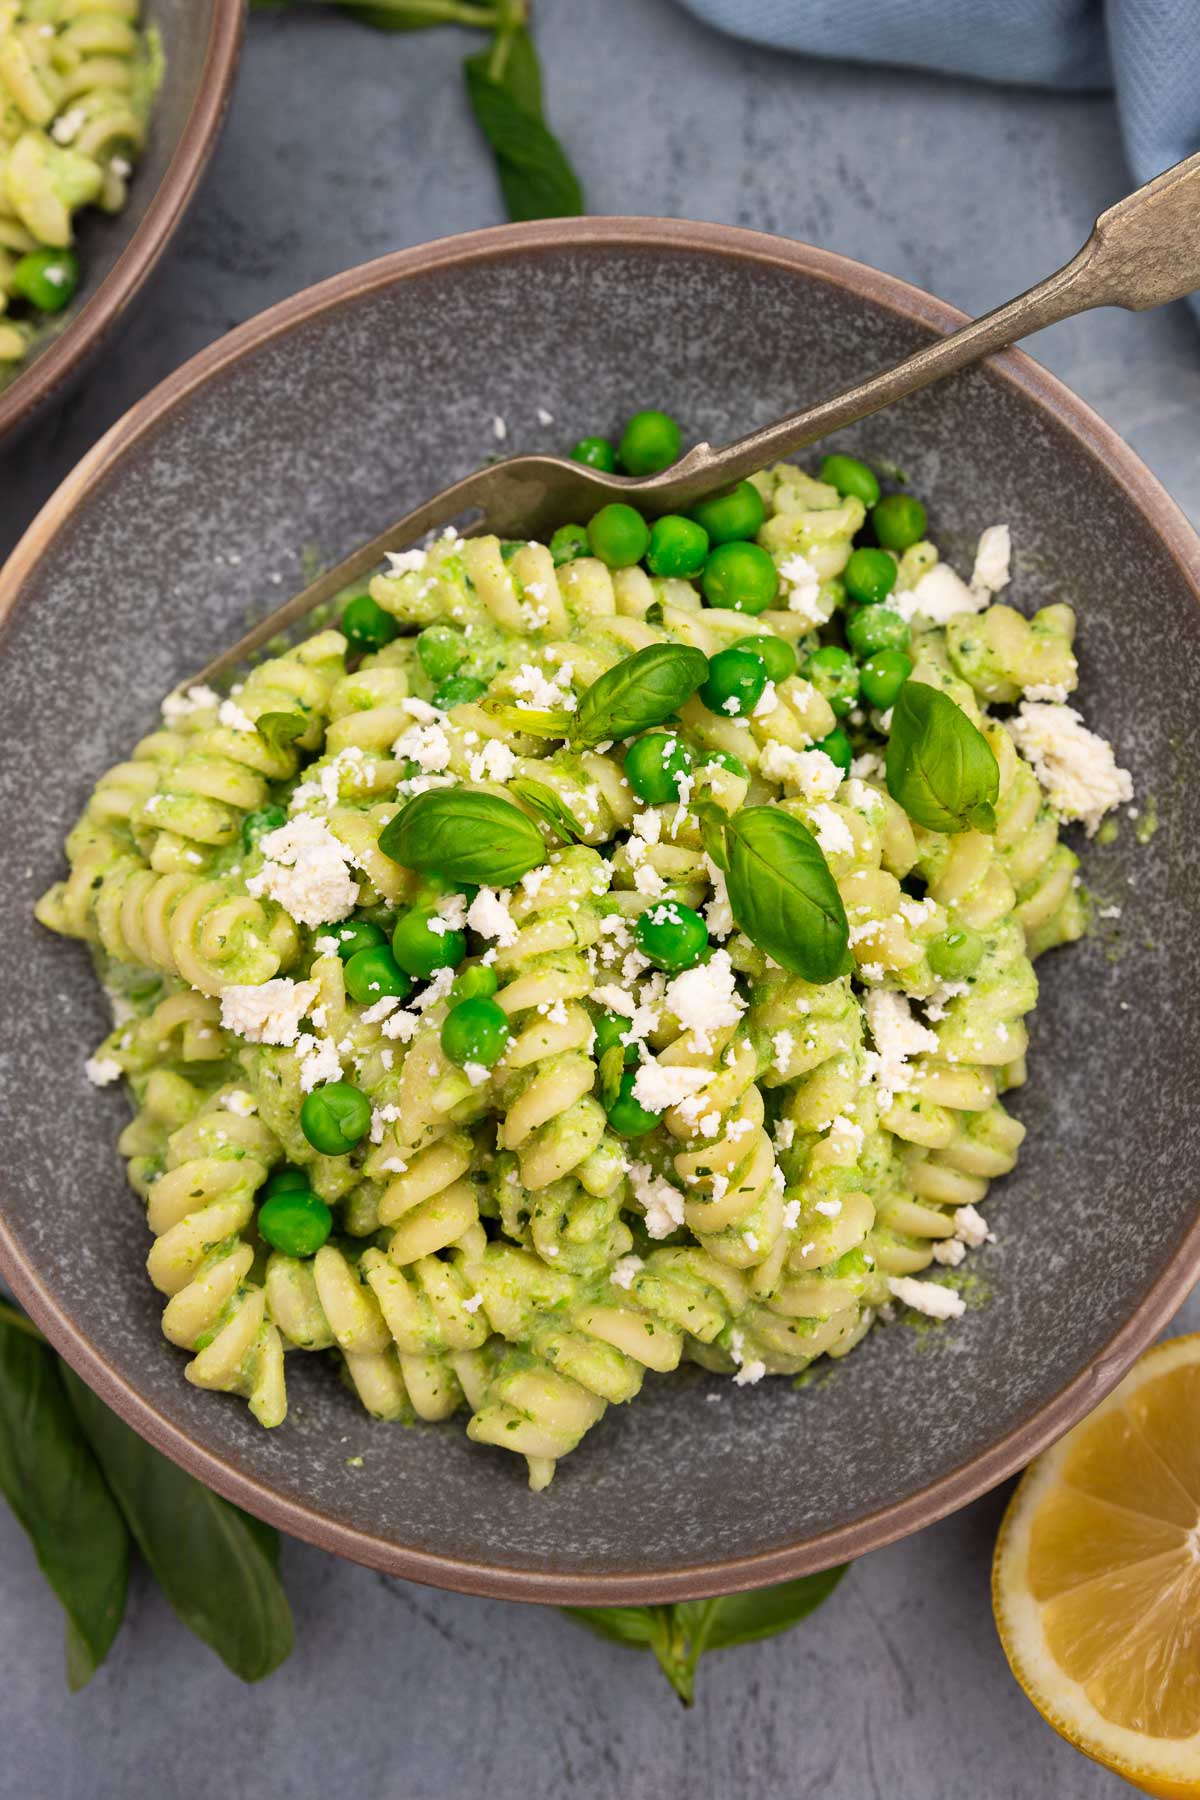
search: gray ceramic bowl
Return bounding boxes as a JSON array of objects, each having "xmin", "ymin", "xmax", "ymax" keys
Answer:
[
  {"xmin": 0, "ymin": 0, "xmax": 242, "ymax": 443},
  {"xmin": 2, "ymin": 221, "xmax": 1198, "ymax": 1604}
]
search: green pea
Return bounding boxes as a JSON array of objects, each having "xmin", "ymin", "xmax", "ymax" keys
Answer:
[
  {"xmin": 10, "ymin": 246, "xmax": 80, "ymax": 313},
  {"xmin": 645, "ymin": 514, "xmax": 709, "ymax": 579},
  {"xmin": 262, "ymin": 1167, "xmax": 310, "ymax": 1199},
  {"xmin": 300, "ymin": 1081, "xmax": 371, "ymax": 1155},
  {"xmin": 871, "ymin": 493, "xmax": 927, "ymax": 552},
  {"xmin": 618, "ymin": 409, "xmax": 682, "ymax": 477},
  {"xmin": 606, "ymin": 1068, "xmax": 661, "ymax": 1137},
  {"xmin": 846, "ymin": 604, "xmax": 910, "ymax": 658},
  {"xmin": 587, "ymin": 502, "xmax": 651, "ymax": 569},
  {"xmin": 452, "ymin": 963, "xmax": 499, "ymax": 1002},
  {"xmin": 844, "ymin": 546, "xmax": 897, "ymax": 606},
  {"xmin": 738, "ymin": 634, "xmax": 797, "ymax": 682},
  {"xmin": 417, "ymin": 624, "xmax": 464, "ymax": 681},
  {"xmin": 813, "ymin": 726, "xmax": 853, "ymax": 772},
  {"xmin": 326, "ymin": 918, "xmax": 387, "ymax": 961},
  {"xmin": 433, "ymin": 675, "xmax": 488, "ymax": 709},
  {"xmin": 570, "ymin": 435, "xmax": 618, "ymax": 473},
  {"xmin": 635, "ymin": 901, "xmax": 708, "ymax": 972},
  {"xmin": 242, "ymin": 804, "xmax": 287, "ymax": 852},
  {"xmin": 700, "ymin": 748, "xmax": 750, "ymax": 780},
  {"xmin": 805, "ymin": 644, "xmax": 859, "ymax": 717},
  {"xmin": 699, "ymin": 644, "xmax": 768, "ymax": 719},
  {"xmin": 820, "ymin": 453, "xmax": 880, "ymax": 508},
  {"xmin": 549, "ymin": 523, "xmax": 590, "ymax": 567},
  {"xmin": 859, "ymin": 649, "xmax": 913, "ymax": 711},
  {"xmin": 343, "ymin": 944, "xmax": 412, "ymax": 1005},
  {"xmin": 392, "ymin": 908, "xmax": 466, "ymax": 978},
  {"xmin": 701, "ymin": 541, "xmax": 778, "ymax": 615},
  {"xmin": 441, "ymin": 996, "xmax": 511, "ymax": 1069},
  {"xmin": 688, "ymin": 481, "xmax": 765, "ymax": 545},
  {"xmin": 592, "ymin": 1010, "xmax": 635, "ymax": 1065},
  {"xmin": 624, "ymin": 732, "xmax": 693, "ymax": 804},
  {"xmin": 928, "ymin": 925, "xmax": 986, "ymax": 981},
  {"xmin": 258, "ymin": 1190, "xmax": 333, "ymax": 1258},
  {"xmin": 342, "ymin": 592, "xmax": 398, "ymax": 651}
]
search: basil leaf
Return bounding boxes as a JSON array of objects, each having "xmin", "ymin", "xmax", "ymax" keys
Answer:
[
  {"xmin": 62, "ymin": 1368, "xmax": 294, "ymax": 1683},
  {"xmin": 483, "ymin": 700, "xmax": 573, "ymax": 741},
  {"xmin": 510, "ymin": 776, "xmax": 586, "ymax": 843},
  {"xmin": 682, "ymin": 1564, "xmax": 849, "ymax": 1653},
  {"xmin": 464, "ymin": 27, "xmax": 583, "ymax": 222},
  {"xmin": 379, "ymin": 787, "xmax": 547, "ymax": 886},
  {"xmin": 561, "ymin": 1604, "xmax": 662, "ymax": 1649},
  {"xmin": 341, "ymin": 1, "xmax": 501, "ymax": 28},
  {"xmin": 885, "ymin": 681, "xmax": 999, "ymax": 835},
  {"xmin": 0, "ymin": 1319, "xmax": 129, "ymax": 1688},
  {"xmin": 574, "ymin": 645, "xmax": 709, "ymax": 748},
  {"xmin": 723, "ymin": 807, "xmax": 850, "ymax": 982},
  {"xmin": 255, "ymin": 711, "xmax": 307, "ymax": 752}
]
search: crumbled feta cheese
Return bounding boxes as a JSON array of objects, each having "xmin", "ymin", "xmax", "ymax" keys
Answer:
[
  {"xmin": 932, "ymin": 1238, "xmax": 967, "ymax": 1266},
  {"xmin": 760, "ymin": 743, "xmax": 843, "ymax": 802},
  {"xmin": 971, "ymin": 523, "xmax": 1011, "ymax": 593},
  {"xmin": 392, "ymin": 715, "xmax": 452, "ymax": 774},
  {"xmin": 217, "ymin": 699, "xmax": 256, "ymax": 734},
  {"xmin": 1097, "ymin": 903, "xmax": 1122, "ymax": 921},
  {"xmin": 536, "ymin": 406, "xmax": 554, "ymax": 426},
  {"xmin": 510, "ymin": 663, "xmax": 576, "ymax": 712},
  {"xmin": 220, "ymin": 977, "xmax": 320, "ymax": 1046},
  {"xmin": 222, "ymin": 1089, "xmax": 258, "ymax": 1117},
  {"xmin": 161, "ymin": 683, "xmax": 219, "ymax": 724},
  {"xmin": 886, "ymin": 1276, "xmax": 965, "ymax": 1320},
  {"xmin": 632, "ymin": 1057, "xmax": 713, "ymax": 1114},
  {"xmin": 246, "ymin": 816, "xmax": 359, "ymax": 926},
  {"xmin": 862, "ymin": 989, "xmax": 938, "ymax": 1110},
  {"xmin": 633, "ymin": 861, "xmax": 667, "ymax": 898},
  {"xmin": 730, "ymin": 1329, "xmax": 767, "ymax": 1386},
  {"xmin": 463, "ymin": 1061, "xmax": 491, "ymax": 1087},
  {"xmin": 521, "ymin": 866, "xmax": 549, "ymax": 899},
  {"xmin": 628, "ymin": 1160, "xmax": 686, "ymax": 1237},
  {"xmin": 370, "ymin": 1103, "xmax": 402, "ymax": 1145},
  {"xmin": 294, "ymin": 1033, "xmax": 343, "ymax": 1092},
  {"xmin": 814, "ymin": 1198, "xmax": 843, "ymax": 1217},
  {"xmin": 896, "ymin": 562, "xmax": 984, "ymax": 625},
  {"xmin": 954, "ymin": 1203, "xmax": 993, "ymax": 1246},
  {"xmin": 1007, "ymin": 703, "xmax": 1133, "ymax": 836},
  {"xmin": 467, "ymin": 738, "xmax": 517, "ymax": 782},
  {"xmin": 772, "ymin": 1029, "xmax": 796, "ymax": 1074},
  {"xmin": 782, "ymin": 1197, "xmax": 802, "ymax": 1231},
  {"xmin": 809, "ymin": 802, "xmax": 854, "ymax": 859},
  {"xmin": 51, "ymin": 107, "xmax": 86, "ymax": 145},
  {"xmin": 663, "ymin": 948, "xmax": 744, "ymax": 1052},
  {"xmin": 462, "ymin": 1292, "xmax": 484, "ymax": 1313},
  {"xmin": 428, "ymin": 892, "xmax": 468, "ymax": 937},
  {"xmin": 752, "ymin": 680, "xmax": 778, "ymax": 718},
  {"xmin": 492, "ymin": 414, "xmax": 507, "ymax": 441},
  {"xmin": 85, "ymin": 1055, "xmax": 122, "ymax": 1087},
  {"xmin": 1023, "ymin": 682, "xmax": 1070, "ymax": 703},
  {"xmin": 630, "ymin": 809, "xmax": 662, "ymax": 846},
  {"xmin": 829, "ymin": 1113, "xmax": 865, "ymax": 1156},
  {"xmin": 777, "ymin": 553, "xmax": 826, "ymax": 625},
  {"xmin": 775, "ymin": 1118, "xmax": 796, "ymax": 1151},
  {"xmin": 385, "ymin": 547, "xmax": 428, "ymax": 577},
  {"xmin": 610, "ymin": 1255, "xmax": 644, "ymax": 1290},
  {"xmin": 703, "ymin": 855, "xmax": 734, "ymax": 940},
  {"xmin": 467, "ymin": 886, "xmax": 519, "ymax": 946}
]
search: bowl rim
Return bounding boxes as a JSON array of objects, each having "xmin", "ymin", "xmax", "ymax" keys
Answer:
[
  {"xmin": 3, "ymin": 216, "xmax": 1199, "ymax": 1605},
  {"xmin": 0, "ymin": 0, "xmax": 244, "ymax": 444}
]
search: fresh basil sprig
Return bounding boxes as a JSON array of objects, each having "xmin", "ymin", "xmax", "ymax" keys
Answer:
[
  {"xmin": 705, "ymin": 806, "xmax": 851, "ymax": 983},
  {"xmin": 0, "ymin": 1303, "xmax": 294, "ymax": 1687},
  {"xmin": 575, "ymin": 644, "xmax": 709, "ymax": 747},
  {"xmin": 255, "ymin": 711, "xmax": 308, "ymax": 752},
  {"xmin": 885, "ymin": 680, "xmax": 999, "ymax": 834},
  {"xmin": 565, "ymin": 1565, "xmax": 848, "ymax": 1704},
  {"xmin": 509, "ymin": 776, "xmax": 587, "ymax": 843},
  {"xmin": 379, "ymin": 787, "xmax": 547, "ymax": 885},
  {"xmin": 464, "ymin": 17, "xmax": 583, "ymax": 222},
  {"xmin": 0, "ymin": 1309, "xmax": 128, "ymax": 1689}
]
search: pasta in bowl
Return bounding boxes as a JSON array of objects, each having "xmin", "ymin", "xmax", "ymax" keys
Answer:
[{"xmin": 36, "ymin": 442, "xmax": 1134, "ymax": 1492}]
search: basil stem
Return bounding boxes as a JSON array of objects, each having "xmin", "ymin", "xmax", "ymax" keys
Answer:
[
  {"xmin": 574, "ymin": 644, "xmax": 709, "ymax": 747},
  {"xmin": 885, "ymin": 680, "xmax": 999, "ymax": 834},
  {"xmin": 379, "ymin": 786, "xmax": 547, "ymax": 885},
  {"xmin": 509, "ymin": 776, "xmax": 587, "ymax": 843},
  {"xmin": 464, "ymin": 19, "xmax": 584, "ymax": 223},
  {"xmin": 62, "ymin": 1368, "xmax": 294, "ymax": 1683},
  {"xmin": 0, "ymin": 1318, "xmax": 129, "ymax": 1689},
  {"xmin": 721, "ymin": 807, "xmax": 850, "ymax": 982}
]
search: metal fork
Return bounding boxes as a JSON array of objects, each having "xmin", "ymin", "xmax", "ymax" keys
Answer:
[{"xmin": 192, "ymin": 151, "xmax": 1200, "ymax": 690}]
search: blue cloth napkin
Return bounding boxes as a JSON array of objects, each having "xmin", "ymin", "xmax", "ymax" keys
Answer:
[{"xmin": 675, "ymin": 0, "xmax": 1199, "ymax": 247}]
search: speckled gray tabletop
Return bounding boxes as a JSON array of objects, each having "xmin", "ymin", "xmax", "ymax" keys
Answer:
[{"xmin": 2, "ymin": 2, "xmax": 1197, "ymax": 1795}]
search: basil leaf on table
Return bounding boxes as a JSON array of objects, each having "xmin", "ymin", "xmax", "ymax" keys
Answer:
[
  {"xmin": 464, "ymin": 25, "xmax": 583, "ymax": 222},
  {"xmin": 721, "ymin": 807, "xmax": 850, "ymax": 982},
  {"xmin": 379, "ymin": 786, "xmax": 547, "ymax": 886},
  {"xmin": 509, "ymin": 776, "xmax": 587, "ymax": 843},
  {"xmin": 62, "ymin": 1368, "xmax": 294, "ymax": 1683},
  {"xmin": 255, "ymin": 710, "xmax": 308, "ymax": 752},
  {"xmin": 574, "ymin": 645, "xmax": 709, "ymax": 748},
  {"xmin": 885, "ymin": 680, "xmax": 999, "ymax": 834},
  {"xmin": 565, "ymin": 1566, "xmax": 849, "ymax": 1705},
  {"xmin": 0, "ymin": 1314, "xmax": 129, "ymax": 1689}
]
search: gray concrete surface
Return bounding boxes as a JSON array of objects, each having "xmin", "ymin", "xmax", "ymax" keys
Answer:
[{"xmin": 2, "ymin": 1, "xmax": 1197, "ymax": 1794}]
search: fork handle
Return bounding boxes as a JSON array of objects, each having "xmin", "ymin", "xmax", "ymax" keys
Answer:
[{"xmin": 657, "ymin": 150, "xmax": 1200, "ymax": 500}]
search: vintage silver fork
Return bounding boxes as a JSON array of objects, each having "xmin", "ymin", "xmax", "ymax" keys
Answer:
[{"xmin": 191, "ymin": 150, "xmax": 1200, "ymax": 690}]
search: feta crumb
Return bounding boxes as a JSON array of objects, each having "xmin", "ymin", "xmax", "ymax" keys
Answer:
[
  {"xmin": 932, "ymin": 1238, "xmax": 967, "ymax": 1266},
  {"xmin": 730, "ymin": 1329, "xmax": 767, "ymax": 1386},
  {"xmin": 777, "ymin": 553, "xmax": 826, "ymax": 625},
  {"xmin": 462, "ymin": 1292, "xmax": 484, "ymax": 1313},
  {"xmin": 752, "ymin": 680, "xmax": 778, "ymax": 718},
  {"xmin": 782, "ymin": 1197, "xmax": 802, "ymax": 1231},
  {"xmin": 809, "ymin": 802, "xmax": 854, "ymax": 859},
  {"xmin": 1007, "ymin": 703, "xmax": 1133, "ymax": 836},
  {"xmin": 954, "ymin": 1203, "xmax": 992, "ymax": 1247},
  {"xmin": 774, "ymin": 1118, "xmax": 796, "ymax": 1151},
  {"xmin": 663, "ymin": 948, "xmax": 744, "ymax": 1052},
  {"xmin": 628, "ymin": 1160, "xmax": 686, "ymax": 1238},
  {"xmin": 971, "ymin": 523, "xmax": 1011, "ymax": 593},
  {"xmin": 896, "ymin": 562, "xmax": 984, "ymax": 625},
  {"xmin": 85, "ymin": 1055, "xmax": 123, "ymax": 1087},
  {"xmin": 222, "ymin": 1089, "xmax": 258, "ymax": 1117},
  {"xmin": 220, "ymin": 977, "xmax": 320, "ymax": 1047},
  {"xmin": 217, "ymin": 698, "xmax": 257, "ymax": 734},
  {"xmin": 703, "ymin": 855, "xmax": 734, "ymax": 940},
  {"xmin": 463, "ymin": 1061, "xmax": 491, "ymax": 1087},
  {"xmin": 772, "ymin": 1029, "xmax": 795, "ymax": 1074},
  {"xmin": 610, "ymin": 1255, "xmax": 644, "ymax": 1290},
  {"xmin": 535, "ymin": 406, "xmax": 554, "ymax": 426},
  {"xmin": 886, "ymin": 1275, "xmax": 966, "ymax": 1320},
  {"xmin": 632, "ymin": 1057, "xmax": 713, "ymax": 1114},
  {"xmin": 1023, "ymin": 681, "xmax": 1070, "ymax": 704},
  {"xmin": 492, "ymin": 414, "xmax": 507, "ymax": 441},
  {"xmin": 294, "ymin": 1033, "xmax": 343, "ymax": 1093},
  {"xmin": 161, "ymin": 683, "xmax": 219, "ymax": 724},
  {"xmin": 246, "ymin": 816, "xmax": 359, "ymax": 926},
  {"xmin": 760, "ymin": 743, "xmax": 843, "ymax": 803},
  {"xmin": 467, "ymin": 886, "xmax": 519, "ymax": 946},
  {"xmin": 467, "ymin": 738, "xmax": 517, "ymax": 783},
  {"xmin": 510, "ymin": 663, "xmax": 575, "ymax": 712},
  {"xmin": 862, "ymin": 989, "xmax": 938, "ymax": 1110},
  {"xmin": 428, "ymin": 892, "xmax": 468, "ymax": 936}
]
